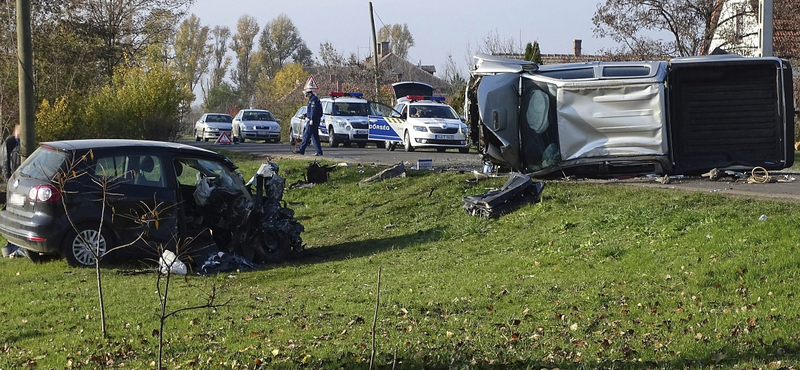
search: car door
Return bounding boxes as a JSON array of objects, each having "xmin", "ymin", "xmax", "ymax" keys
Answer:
[
  {"xmin": 368, "ymin": 101, "xmax": 404, "ymax": 142},
  {"xmin": 94, "ymin": 152, "xmax": 178, "ymax": 254}
]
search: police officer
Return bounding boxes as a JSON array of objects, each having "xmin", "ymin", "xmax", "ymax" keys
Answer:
[{"xmin": 297, "ymin": 89, "xmax": 323, "ymax": 156}]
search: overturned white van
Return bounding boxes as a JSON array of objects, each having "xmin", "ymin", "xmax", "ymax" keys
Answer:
[{"xmin": 466, "ymin": 53, "xmax": 795, "ymax": 177}]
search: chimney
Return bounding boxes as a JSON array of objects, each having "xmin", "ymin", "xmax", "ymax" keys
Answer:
[{"xmin": 573, "ymin": 39, "xmax": 582, "ymax": 57}]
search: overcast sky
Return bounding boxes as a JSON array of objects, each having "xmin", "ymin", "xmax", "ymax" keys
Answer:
[{"xmin": 188, "ymin": 0, "xmax": 617, "ymax": 77}]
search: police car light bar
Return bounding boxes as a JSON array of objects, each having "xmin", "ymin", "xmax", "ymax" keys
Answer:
[
  {"xmin": 329, "ymin": 92, "xmax": 364, "ymax": 98},
  {"xmin": 405, "ymin": 95, "xmax": 446, "ymax": 102}
]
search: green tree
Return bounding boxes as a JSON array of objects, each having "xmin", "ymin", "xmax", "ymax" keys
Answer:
[
  {"xmin": 173, "ymin": 14, "xmax": 212, "ymax": 93},
  {"xmin": 378, "ymin": 24, "xmax": 415, "ymax": 59},
  {"xmin": 524, "ymin": 41, "xmax": 542, "ymax": 64},
  {"xmin": 36, "ymin": 58, "xmax": 191, "ymax": 142},
  {"xmin": 230, "ymin": 15, "xmax": 260, "ymax": 106},
  {"xmin": 204, "ymin": 82, "xmax": 239, "ymax": 114}
]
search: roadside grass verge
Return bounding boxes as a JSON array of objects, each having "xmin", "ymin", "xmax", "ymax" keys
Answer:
[{"xmin": 2, "ymin": 155, "xmax": 800, "ymax": 369}]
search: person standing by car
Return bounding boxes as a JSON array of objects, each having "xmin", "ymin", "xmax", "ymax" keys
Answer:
[
  {"xmin": 1, "ymin": 124, "xmax": 21, "ymax": 258},
  {"xmin": 297, "ymin": 89, "xmax": 323, "ymax": 156}
]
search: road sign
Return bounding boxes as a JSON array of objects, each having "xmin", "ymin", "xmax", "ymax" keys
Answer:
[
  {"xmin": 215, "ymin": 132, "xmax": 232, "ymax": 145},
  {"xmin": 304, "ymin": 75, "xmax": 318, "ymax": 91}
]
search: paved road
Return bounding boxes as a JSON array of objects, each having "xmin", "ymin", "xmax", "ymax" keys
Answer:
[
  {"xmin": 185, "ymin": 140, "xmax": 800, "ymax": 201},
  {"xmin": 186, "ymin": 140, "xmax": 484, "ymax": 171}
]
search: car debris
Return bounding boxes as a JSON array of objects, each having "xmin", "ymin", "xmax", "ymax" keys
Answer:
[
  {"xmin": 189, "ymin": 161, "xmax": 305, "ymax": 268},
  {"xmin": 359, "ymin": 162, "xmax": 406, "ymax": 185},
  {"xmin": 463, "ymin": 173, "xmax": 545, "ymax": 218}
]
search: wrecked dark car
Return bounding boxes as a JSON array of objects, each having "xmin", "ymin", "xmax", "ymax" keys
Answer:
[
  {"xmin": 0, "ymin": 139, "xmax": 303, "ymax": 267},
  {"xmin": 466, "ymin": 53, "xmax": 795, "ymax": 178}
]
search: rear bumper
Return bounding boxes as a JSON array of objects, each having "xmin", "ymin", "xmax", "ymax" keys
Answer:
[{"xmin": 0, "ymin": 209, "xmax": 65, "ymax": 254}]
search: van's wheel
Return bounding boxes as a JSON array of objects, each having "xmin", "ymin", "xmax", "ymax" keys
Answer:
[
  {"xmin": 404, "ymin": 132, "xmax": 415, "ymax": 152},
  {"xmin": 328, "ymin": 128, "xmax": 340, "ymax": 148},
  {"xmin": 61, "ymin": 224, "xmax": 111, "ymax": 267}
]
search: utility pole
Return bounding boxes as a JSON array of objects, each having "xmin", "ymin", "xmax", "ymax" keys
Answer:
[
  {"xmin": 759, "ymin": 0, "xmax": 774, "ymax": 57},
  {"xmin": 17, "ymin": 0, "xmax": 35, "ymax": 159},
  {"xmin": 369, "ymin": 2, "xmax": 379, "ymax": 99}
]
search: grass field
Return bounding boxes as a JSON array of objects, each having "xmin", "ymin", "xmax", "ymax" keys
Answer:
[{"xmin": 2, "ymin": 151, "xmax": 800, "ymax": 369}]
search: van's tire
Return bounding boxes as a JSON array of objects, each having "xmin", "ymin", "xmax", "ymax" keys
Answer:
[{"xmin": 61, "ymin": 224, "xmax": 111, "ymax": 267}]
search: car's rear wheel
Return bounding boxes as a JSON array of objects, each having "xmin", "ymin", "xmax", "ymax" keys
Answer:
[
  {"xmin": 404, "ymin": 132, "xmax": 415, "ymax": 152},
  {"xmin": 328, "ymin": 127, "xmax": 340, "ymax": 148},
  {"xmin": 459, "ymin": 147, "xmax": 470, "ymax": 153},
  {"xmin": 62, "ymin": 224, "xmax": 111, "ymax": 267}
]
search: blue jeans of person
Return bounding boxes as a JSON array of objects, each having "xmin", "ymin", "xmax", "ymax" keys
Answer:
[{"xmin": 297, "ymin": 121, "xmax": 322, "ymax": 155}]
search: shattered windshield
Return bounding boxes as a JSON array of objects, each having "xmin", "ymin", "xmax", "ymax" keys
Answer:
[{"xmin": 175, "ymin": 157, "xmax": 251, "ymax": 202}]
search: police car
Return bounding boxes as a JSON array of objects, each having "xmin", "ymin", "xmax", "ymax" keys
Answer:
[
  {"xmin": 391, "ymin": 94, "xmax": 469, "ymax": 153},
  {"xmin": 319, "ymin": 92, "xmax": 385, "ymax": 148}
]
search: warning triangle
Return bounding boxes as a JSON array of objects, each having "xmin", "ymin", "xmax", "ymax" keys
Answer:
[
  {"xmin": 215, "ymin": 132, "xmax": 233, "ymax": 145},
  {"xmin": 304, "ymin": 75, "xmax": 319, "ymax": 91}
]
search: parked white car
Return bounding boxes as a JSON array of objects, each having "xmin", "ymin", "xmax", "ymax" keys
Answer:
[
  {"xmin": 232, "ymin": 109, "xmax": 281, "ymax": 143},
  {"xmin": 392, "ymin": 95, "xmax": 469, "ymax": 153},
  {"xmin": 194, "ymin": 113, "xmax": 233, "ymax": 142}
]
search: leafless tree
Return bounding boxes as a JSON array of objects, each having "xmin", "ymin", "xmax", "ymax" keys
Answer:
[{"xmin": 592, "ymin": 0, "xmax": 725, "ymax": 58}]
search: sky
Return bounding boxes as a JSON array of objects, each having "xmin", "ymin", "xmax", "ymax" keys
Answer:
[{"xmin": 188, "ymin": 0, "xmax": 618, "ymax": 77}]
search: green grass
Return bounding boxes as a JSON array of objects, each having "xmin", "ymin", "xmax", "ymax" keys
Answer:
[{"xmin": 3, "ymin": 153, "xmax": 800, "ymax": 369}]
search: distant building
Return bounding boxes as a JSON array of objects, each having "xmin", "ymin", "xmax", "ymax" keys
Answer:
[
  {"xmin": 366, "ymin": 41, "xmax": 450, "ymax": 93},
  {"xmin": 709, "ymin": 0, "xmax": 800, "ymax": 58}
]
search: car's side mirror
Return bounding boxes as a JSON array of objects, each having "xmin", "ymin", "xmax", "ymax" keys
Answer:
[{"xmin": 276, "ymin": 118, "xmax": 281, "ymax": 123}]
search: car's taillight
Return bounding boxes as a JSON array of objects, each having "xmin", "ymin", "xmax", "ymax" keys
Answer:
[{"xmin": 27, "ymin": 185, "xmax": 61, "ymax": 203}]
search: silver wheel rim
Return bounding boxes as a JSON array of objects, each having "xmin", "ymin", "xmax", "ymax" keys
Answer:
[{"xmin": 72, "ymin": 229, "xmax": 107, "ymax": 266}]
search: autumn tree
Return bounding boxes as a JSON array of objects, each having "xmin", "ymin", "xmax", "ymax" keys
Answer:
[
  {"xmin": 209, "ymin": 26, "xmax": 232, "ymax": 89},
  {"xmin": 318, "ymin": 42, "xmax": 345, "ymax": 67},
  {"xmin": 378, "ymin": 24, "xmax": 415, "ymax": 59},
  {"xmin": 257, "ymin": 14, "xmax": 313, "ymax": 80},
  {"xmin": 230, "ymin": 15, "xmax": 260, "ymax": 106},
  {"xmin": 592, "ymin": 0, "xmax": 724, "ymax": 58},
  {"xmin": 67, "ymin": 0, "xmax": 192, "ymax": 78},
  {"xmin": 173, "ymin": 14, "xmax": 212, "ymax": 93}
]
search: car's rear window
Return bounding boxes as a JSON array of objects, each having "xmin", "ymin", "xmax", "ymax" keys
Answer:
[{"xmin": 18, "ymin": 146, "xmax": 69, "ymax": 180}]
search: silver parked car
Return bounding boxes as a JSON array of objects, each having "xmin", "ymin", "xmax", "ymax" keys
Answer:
[
  {"xmin": 194, "ymin": 113, "xmax": 233, "ymax": 142},
  {"xmin": 289, "ymin": 106, "xmax": 307, "ymax": 143},
  {"xmin": 232, "ymin": 109, "xmax": 281, "ymax": 143}
]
